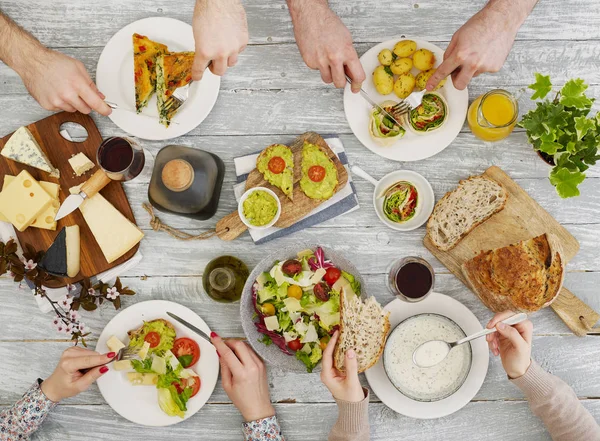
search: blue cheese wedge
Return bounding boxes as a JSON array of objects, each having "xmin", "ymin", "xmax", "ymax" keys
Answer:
[{"xmin": 1, "ymin": 127, "xmax": 60, "ymax": 178}]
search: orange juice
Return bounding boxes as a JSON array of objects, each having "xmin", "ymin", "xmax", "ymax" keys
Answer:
[{"xmin": 467, "ymin": 90, "xmax": 518, "ymax": 141}]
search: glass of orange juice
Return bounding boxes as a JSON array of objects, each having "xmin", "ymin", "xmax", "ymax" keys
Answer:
[{"xmin": 467, "ymin": 89, "xmax": 518, "ymax": 142}]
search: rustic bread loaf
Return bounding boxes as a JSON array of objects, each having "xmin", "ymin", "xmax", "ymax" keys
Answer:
[
  {"xmin": 334, "ymin": 288, "xmax": 390, "ymax": 373},
  {"xmin": 462, "ymin": 233, "xmax": 564, "ymax": 312},
  {"xmin": 426, "ymin": 175, "xmax": 508, "ymax": 251}
]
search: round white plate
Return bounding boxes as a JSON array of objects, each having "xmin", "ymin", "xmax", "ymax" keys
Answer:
[
  {"xmin": 371, "ymin": 170, "xmax": 434, "ymax": 232},
  {"xmin": 96, "ymin": 300, "xmax": 219, "ymax": 426},
  {"xmin": 97, "ymin": 17, "xmax": 220, "ymax": 140},
  {"xmin": 343, "ymin": 37, "xmax": 468, "ymax": 162},
  {"xmin": 365, "ymin": 293, "xmax": 488, "ymax": 419}
]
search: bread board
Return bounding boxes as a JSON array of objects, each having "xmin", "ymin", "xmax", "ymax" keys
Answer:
[
  {"xmin": 216, "ymin": 132, "xmax": 348, "ymax": 241},
  {"xmin": 0, "ymin": 112, "xmax": 141, "ymax": 287},
  {"xmin": 424, "ymin": 166, "xmax": 599, "ymax": 336}
]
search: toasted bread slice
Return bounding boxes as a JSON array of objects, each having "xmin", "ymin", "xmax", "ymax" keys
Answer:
[
  {"xmin": 127, "ymin": 318, "xmax": 175, "ymax": 341},
  {"xmin": 462, "ymin": 233, "xmax": 564, "ymax": 312},
  {"xmin": 256, "ymin": 144, "xmax": 294, "ymax": 200},
  {"xmin": 426, "ymin": 175, "xmax": 508, "ymax": 251},
  {"xmin": 334, "ymin": 288, "xmax": 390, "ymax": 373},
  {"xmin": 156, "ymin": 51, "xmax": 195, "ymax": 127},
  {"xmin": 133, "ymin": 33, "xmax": 168, "ymax": 113}
]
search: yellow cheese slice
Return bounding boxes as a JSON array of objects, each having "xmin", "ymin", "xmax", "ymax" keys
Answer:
[
  {"xmin": 70, "ymin": 185, "xmax": 143, "ymax": 263},
  {"xmin": 0, "ymin": 175, "xmax": 59, "ymax": 230},
  {"xmin": 0, "ymin": 171, "xmax": 53, "ymax": 231}
]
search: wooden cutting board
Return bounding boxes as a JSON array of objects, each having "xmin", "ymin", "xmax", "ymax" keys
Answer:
[
  {"xmin": 0, "ymin": 112, "xmax": 140, "ymax": 287},
  {"xmin": 216, "ymin": 132, "xmax": 348, "ymax": 241},
  {"xmin": 424, "ymin": 166, "xmax": 599, "ymax": 336}
]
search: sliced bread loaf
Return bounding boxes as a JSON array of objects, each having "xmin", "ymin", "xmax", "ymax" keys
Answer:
[
  {"xmin": 426, "ymin": 175, "xmax": 508, "ymax": 251},
  {"xmin": 333, "ymin": 288, "xmax": 390, "ymax": 373}
]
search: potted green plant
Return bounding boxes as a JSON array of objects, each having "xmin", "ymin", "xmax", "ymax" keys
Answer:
[{"xmin": 519, "ymin": 73, "xmax": 600, "ymax": 198}]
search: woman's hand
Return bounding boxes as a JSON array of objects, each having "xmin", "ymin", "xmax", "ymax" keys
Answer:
[
  {"xmin": 191, "ymin": 0, "xmax": 248, "ymax": 81},
  {"xmin": 211, "ymin": 332, "xmax": 275, "ymax": 422},
  {"xmin": 41, "ymin": 346, "xmax": 113, "ymax": 402},
  {"xmin": 320, "ymin": 331, "xmax": 365, "ymax": 402},
  {"xmin": 486, "ymin": 311, "xmax": 533, "ymax": 379}
]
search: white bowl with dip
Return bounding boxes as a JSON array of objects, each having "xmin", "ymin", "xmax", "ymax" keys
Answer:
[
  {"xmin": 238, "ymin": 187, "xmax": 281, "ymax": 230},
  {"xmin": 365, "ymin": 292, "xmax": 488, "ymax": 419}
]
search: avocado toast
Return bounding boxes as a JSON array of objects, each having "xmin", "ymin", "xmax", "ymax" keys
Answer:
[
  {"xmin": 300, "ymin": 142, "xmax": 338, "ymax": 200},
  {"xmin": 256, "ymin": 144, "xmax": 294, "ymax": 200}
]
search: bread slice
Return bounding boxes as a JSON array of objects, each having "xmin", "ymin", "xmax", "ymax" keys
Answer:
[
  {"xmin": 334, "ymin": 288, "xmax": 390, "ymax": 373},
  {"xmin": 462, "ymin": 233, "xmax": 564, "ymax": 312},
  {"xmin": 256, "ymin": 144, "xmax": 294, "ymax": 200},
  {"xmin": 426, "ymin": 175, "xmax": 508, "ymax": 251},
  {"xmin": 127, "ymin": 318, "xmax": 175, "ymax": 341},
  {"xmin": 133, "ymin": 33, "xmax": 168, "ymax": 113}
]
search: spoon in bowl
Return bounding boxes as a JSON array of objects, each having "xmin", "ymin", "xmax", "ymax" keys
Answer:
[{"xmin": 412, "ymin": 313, "xmax": 528, "ymax": 368}]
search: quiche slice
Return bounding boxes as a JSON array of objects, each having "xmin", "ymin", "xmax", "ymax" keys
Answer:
[
  {"xmin": 133, "ymin": 33, "xmax": 168, "ymax": 113},
  {"xmin": 156, "ymin": 51, "xmax": 195, "ymax": 127}
]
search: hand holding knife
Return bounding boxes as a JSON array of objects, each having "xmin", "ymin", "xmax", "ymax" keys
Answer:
[{"xmin": 167, "ymin": 312, "xmax": 215, "ymax": 347}]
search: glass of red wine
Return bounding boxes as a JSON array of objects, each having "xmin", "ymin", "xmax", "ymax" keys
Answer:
[
  {"xmin": 96, "ymin": 137, "xmax": 145, "ymax": 181},
  {"xmin": 387, "ymin": 256, "xmax": 435, "ymax": 302}
]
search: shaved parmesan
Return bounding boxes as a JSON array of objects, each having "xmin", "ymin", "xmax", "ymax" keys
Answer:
[
  {"xmin": 301, "ymin": 323, "xmax": 319, "ymax": 343},
  {"xmin": 264, "ymin": 316, "xmax": 280, "ymax": 332}
]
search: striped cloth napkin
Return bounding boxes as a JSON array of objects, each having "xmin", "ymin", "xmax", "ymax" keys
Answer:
[{"xmin": 233, "ymin": 136, "xmax": 359, "ymax": 244}]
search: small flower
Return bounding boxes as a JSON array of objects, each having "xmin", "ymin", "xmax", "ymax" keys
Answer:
[
  {"xmin": 56, "ymin": 323, "xmax": 65, "ymax": 334},
  {"xmin": 77, "ymin": 323, "xmax": 87, "ymax": 334},
  {"xmin": 52, "ymin": 316, "xmax": 61, "ymax": 329},
  {"xmin": 59, "ymin": 296, "xmax": 73, "ymax": 310},
  {"xmin": 88, "ymin": 288, "xmax": 96, "ymax": 296},
  {"xmin": 22, "ymin": 259, "xmax": 37, "ymax": 270},
  {"xmin": 106, "ymin": 287, "xmax": 120, "ymax": 300},
  {"xmin": 64, "ymin": 324, "xmax": 73, "ymax": 334},
  {"xmin": 68, "ymin": 310, "xmax": 79, "ymax": 322},
  {"xmin": 66, "ymin": 283, "xmax": 77, "ymax": 293}
]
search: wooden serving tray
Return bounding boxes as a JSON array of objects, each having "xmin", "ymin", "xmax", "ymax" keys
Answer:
[
  {"xmin": 216, "ymin": 132, "xmax": 348, "ymax": 241},
  {"xmin": 424, "ymin": 166, "xmax": 599, "ymax": 336},
  {"xmin": 0, "ymin": 112, "xmax": 140, "ymax": 287}
]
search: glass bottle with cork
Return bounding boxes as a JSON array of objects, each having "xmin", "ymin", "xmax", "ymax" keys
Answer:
[{"xmin": 202, "ymin": 256, "xmax": 249, "ymax": 303}]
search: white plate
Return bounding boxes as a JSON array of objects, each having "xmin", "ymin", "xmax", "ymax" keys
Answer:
[
  {"xmin": 96, "ymin": 17, "xmax": 220, "ymax": 140},
  {"xmin": 365, "ymin": 293, "xmax": 488, "ymax": 419},
  {"xmin": 343, "ymin": 37, "xmax": 468, "ymax": 162},
  {"xmin": 96, "ymin": 300, "xmax": 219, "ymax": 426}
]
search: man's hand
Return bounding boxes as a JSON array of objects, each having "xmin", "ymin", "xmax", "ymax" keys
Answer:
[
  {"xmin": 192, "ymin": 0, "xmax": 248, "ymax": 81},
  {"xmin": 427, "ymin": 0, "xmax": 537, "ymax": 91},
  {"xmin": 287, "ymin": 0, "xmax": 365, "ymax": 93}
]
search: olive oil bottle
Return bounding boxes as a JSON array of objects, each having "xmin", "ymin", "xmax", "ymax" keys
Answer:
[{"xmin": 202, "ymin": 256, "xmax": 249, "ymax": 303}]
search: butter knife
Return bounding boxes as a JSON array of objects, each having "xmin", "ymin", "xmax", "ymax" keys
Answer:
[
  {"xmin": 167, "ymin": 312, "xmax": 213, "ymax": 345},
  {"xmin": 345, "ymin": 75, "xmax": 404, "ymax": 128},
  {"xmin": 54, "ymin": 169, "xmax": 111, "ymax": 220}
]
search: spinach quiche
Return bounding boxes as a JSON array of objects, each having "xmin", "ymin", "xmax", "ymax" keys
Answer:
[
  {"xmin": 156, "ymin": 51, "xmax": 195, "ymax": 127},
  {"xmin": 133, "ymin": 33, "xmax": 168, "ymax": 113}
]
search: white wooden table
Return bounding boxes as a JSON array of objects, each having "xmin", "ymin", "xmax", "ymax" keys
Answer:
[{"xmin": 1, "ymin": 1, "xmax": 599, "ymax": 439}]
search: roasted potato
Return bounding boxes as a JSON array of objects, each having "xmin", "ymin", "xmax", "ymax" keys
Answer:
[
  {"xmin": 390, "ymin": 57, "xmax": 413, "ymax": 75},
  {"xmin": 415, "ymin": 68, "xmax": 446, "ymax": 91},
  {"xmin": 393, "ymin": 40, "xmax": 417, "ymax": 58},
  {"xmin": 394, "ymin": 73, "xmax": 416, "ymax": 99},
  {"xmin": 413, "ymin": 48, "xmax": 435, "ymax": 71},
  {"xmin": 373, "ymin": 65, "xmax": 394, "ymax": 95},
  {"xmin": 378, "ymin": 49, "xmax": 393, "ymax": 66}
]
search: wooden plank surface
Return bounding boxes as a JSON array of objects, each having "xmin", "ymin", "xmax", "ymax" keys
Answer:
[{"xmin": 0, "ymin": 0, "xmax": 599, "ymax": 440}]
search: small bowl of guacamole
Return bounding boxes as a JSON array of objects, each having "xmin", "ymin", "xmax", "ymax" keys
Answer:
[{"xmin": 239, "ymin": 187, "xmax": 281, "ymax": 229}]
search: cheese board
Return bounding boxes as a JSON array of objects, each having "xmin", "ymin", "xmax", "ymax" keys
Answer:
[
  {"xmin": 215, "ymin": 132, "xmax": 348, "ymax": 241},
  {"xmin": 424, "ymin": 166, "xmax": 599, "ymax": 336},
  {"xmin": 0, "ymin": 112, "xmax": 142, "ymax": 287}
]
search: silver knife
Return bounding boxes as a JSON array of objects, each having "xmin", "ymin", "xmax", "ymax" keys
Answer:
[
  {"xmin": 55, "ymin": 169, "xmax": 112, "ymax": 220},
  {"xmin": 167, "ymin": 312, "xmax": 213, "ymax": 345},
  {"xmin": 345, "ymin": 75, "xmax": 404, "ymax": 128}
]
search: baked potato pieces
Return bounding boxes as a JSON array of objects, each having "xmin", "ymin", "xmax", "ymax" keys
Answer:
[
  {"xmin": 413, "ymin": 48, "xmax": 435, "ymax": 71},
  {"xmin": 390, "ymin": 58, "xmax": 413, "ymax": 75},
  {"xmin": 415, "ymin": 68, "xmax": 446, "ymax": 91},
  {"xmin": 378, "ymin": 49, "xmax": 393, "ymax": 66},
  {"xmin": 394, "ymin": 73, "xmax": 415, "ymax": 99},
  {"xmin": 393, "ymin": 40, "xmax": 417, "ymax": 58},
  {"xmin": 373, "ymin": 65, "xmax": 394, "ymax": 95}
]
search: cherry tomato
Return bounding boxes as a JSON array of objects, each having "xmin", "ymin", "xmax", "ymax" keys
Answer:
[
  {"xmin": 187, "ymin": 376, "xmax": 201, "ymax": 398},
  {"xmin": 314, "ymin": 282, "xmax": 330, "ymax": 301},
  {"xmin": 287, "ymin": 285, "xmax": 303, "ymax": 300},
  {"xmin": 287, "ymin": 338, "xmax": 302, "ymax": 351},
  {"xmin": 172, "ymin": 379, "xmax": 185, "ymax": 394},
  {"xmin": 308, "ymin": 165, "xmax": 326, "ymax": 182},
  {"xmin": 268, "ymin": 156, "xmax": 286, "ymax": 174},
  {"xmin": 261, "ymin": 303, "xmax": 276, "ymax": 316},
  {"xmin": 323, "ymin": 267, "xmax": 342, "ymax": 286},
  {"xmin": 144, "ymin": 331, "xmax": 161, "ymax": 348},
  {"xmin": 319, "ymin": 336, "xmax": 330, "ymax": 350},
  {"xmin": 282, "ymin": 259, "xmax": 302, "ymax": 276},
  {"xmin": 172, "ymin": 338, "xmax": 201, "ymax": 368}
]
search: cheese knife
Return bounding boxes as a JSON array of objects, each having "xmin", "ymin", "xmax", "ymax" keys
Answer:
[
  {"xmin": 167, "ymin": 312, "xmax": 214, "ymax": 346},
  {"xmin": 54, "ymin": 169, "xmax": 111, "ymax": 220}
]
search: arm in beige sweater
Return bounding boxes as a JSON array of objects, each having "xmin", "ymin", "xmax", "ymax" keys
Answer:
[
  {"xmin": 328, "ymin": 388, "xmax": 370, "ymax": 441},
  {"xmin": 511, "ymin": 360, "xmax": 600, "ymax": 441}
]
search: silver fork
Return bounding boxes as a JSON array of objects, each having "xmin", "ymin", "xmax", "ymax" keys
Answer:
[
  {"xmin": 163, "ymin": 80, "xmax": 193, "ymax": 113},
  {"xmin": 345, "ymin": 75, "xmax": 410, "ymax": 120},
  {"xmin": 405, "ymin": 89, "xmax": 427, "ymax": 110},
  {"xmin": 80, "ymin": 346, "xmax": 139, "ymax": 373}
]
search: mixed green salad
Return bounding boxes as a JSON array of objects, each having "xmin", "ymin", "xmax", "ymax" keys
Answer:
[{"xmin": 252, "ymin": 247, "xmax": 361, "ymax": 372}]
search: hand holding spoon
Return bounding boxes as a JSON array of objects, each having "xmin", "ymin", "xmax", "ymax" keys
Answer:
[{"xmin": 412, "ymin": 313, "xmax": 528, "ymax": 368}]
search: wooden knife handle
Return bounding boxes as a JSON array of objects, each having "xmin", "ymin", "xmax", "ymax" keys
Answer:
[
  {"xmin": 216, "ymin": 211, "xmax": 248, "ymax": 241},
  {"xmin": 550, "ymin": 287, "xmax": 600, "ymax": 336},
  {"xmin": 81, "ymin": 169, "xmax": 111, "ymax": 198}
]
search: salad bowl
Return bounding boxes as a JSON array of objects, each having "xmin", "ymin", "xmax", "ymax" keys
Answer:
[{"xmin": 240, "ymin": 244, "xmax": 366, "ymax": 373}]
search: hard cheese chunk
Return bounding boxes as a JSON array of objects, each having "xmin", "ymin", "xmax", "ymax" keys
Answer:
[
  {"xmin": 68, "ymin": 152, "xmax": 95, "ymax": 176},
  {"xmin": 0, "ymin": 175, "xmax": 59, "ymax": 230},
  {"xmin": 0, "ymin": 170, "xmax": 53, "ymax": 231},
  {"xmin": 38, "ymin": 226, "xmax": 80, "ymax": 278},
  {"xmin": 70, "ymin": 186, "xmax": 144, "ymax": 264},
  {"xmin": 1, "ymin": 127, "xmax": 60, "ymax": 178}
]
